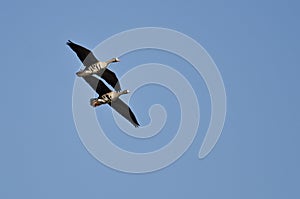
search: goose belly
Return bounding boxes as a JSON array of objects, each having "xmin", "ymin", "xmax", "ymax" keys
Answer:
[
  {"xmin": 101, "ymin": 92, "xmax": 113, "ymax": 102},
  {"xmin": 85, "ymin": 62, "xmax": 106, "ymax": 73},
  {"xmin": 101, "ymin": 92, "xmax": 118, "ymax": 102}
]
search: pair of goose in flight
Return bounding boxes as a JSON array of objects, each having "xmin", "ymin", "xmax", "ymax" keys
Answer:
[{"xmin": 67, "ymin": 40, "xmax": 139, "ymax": 127}]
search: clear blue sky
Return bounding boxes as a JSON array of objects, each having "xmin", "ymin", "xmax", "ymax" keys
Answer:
[{"xmin": 1, "ymin": 0, "xmax": 300, "ymax": 198}]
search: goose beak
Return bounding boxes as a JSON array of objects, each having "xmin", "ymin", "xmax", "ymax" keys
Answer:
[{"xmin": 115, "ymin": 57, "xmax": 120, "ymax": 62}]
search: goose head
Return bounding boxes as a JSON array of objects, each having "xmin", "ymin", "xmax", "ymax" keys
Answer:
[
  {"xmin": 121, "ymin": 89, "xmax": 130, "ymax": 95},
  {"xmin": 111, "ymin": 57, "xmax": 120, "ymax": 63},
  {"xmin": 106, "ymin": 57, "xmax": 120, "ymax": 64},
  {"xmin": 114, "ymin": 57, "xmax": 120, "ymax": 62}
]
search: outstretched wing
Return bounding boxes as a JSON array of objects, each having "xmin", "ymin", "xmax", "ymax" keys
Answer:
[
  {"xmin": 109, "ymin": 99, "xmax": 140, "ymax": 127},
  {"xmin": 66, "ymin": 40, "xmax": 98, "ymax": 66},
  {"xmin": 83, "ymin": 75, "xmax": 111, "ymax": 97},
  {"xmin": 83, "ymin": 76, "xmax": 139, "ymax": 127},
  {"xmin": 97, "ymin": 69, "xmax": 121, "ymax": 91},
  {"xmin": 67, "ymin": 40, "xmax": 121, "ymax": 91}
]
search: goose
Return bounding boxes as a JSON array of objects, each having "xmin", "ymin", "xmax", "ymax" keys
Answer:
[
  {"xmin": 83, "ymin": 75, "xmax": 140, "ymax": 127},
  {"xmin": 66, "ymin": 40, "xmax": 121, "ymax": 91}
]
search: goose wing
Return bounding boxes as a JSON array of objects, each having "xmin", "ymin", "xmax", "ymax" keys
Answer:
[
  {"xmin": 97, "ymin": 69, "xmax": 121, "ymax": 91},
  {"xmin": 66, "ymin": 40, "xmax": 98, "ymax": 66},
  {"xmin": 83, "ymin": 75, "xmax": 111, "ymax": 97},
  {"xmin": 109, "ymin": 99, "xmax": 140, "ymax": 127},
  {"xmin": 67, "ymin": 40, "xmax": 121, "ymax": 91}
]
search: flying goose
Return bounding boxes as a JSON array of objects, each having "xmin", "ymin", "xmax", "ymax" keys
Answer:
[
  {"xmin": 66, "ymin": 40, "xmax": 121, "ymax": 91},
  {"xmin": 83, "ymin": 75, "xmax": 140, "ymax": 127}
]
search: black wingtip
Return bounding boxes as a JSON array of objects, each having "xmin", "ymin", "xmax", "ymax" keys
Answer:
[
  {"xmin": 133, "ymin": 122, "xmax": 140, "ymax": 128},
  {"xmin": 130, "ymin": 112, "xmax": 140, "ymax": 128},
  {"xmin": 135, "ymin": 121, "xmax": 140, "ymax": 127},
  {"xmin": 66, "ymin": 40, "xmax": 72, "ymax": 45}
]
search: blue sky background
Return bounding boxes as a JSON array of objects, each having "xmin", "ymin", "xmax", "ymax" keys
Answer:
[{"xmin": 1, "ymin": 0, "xmax": 300, "ymax": 198}]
